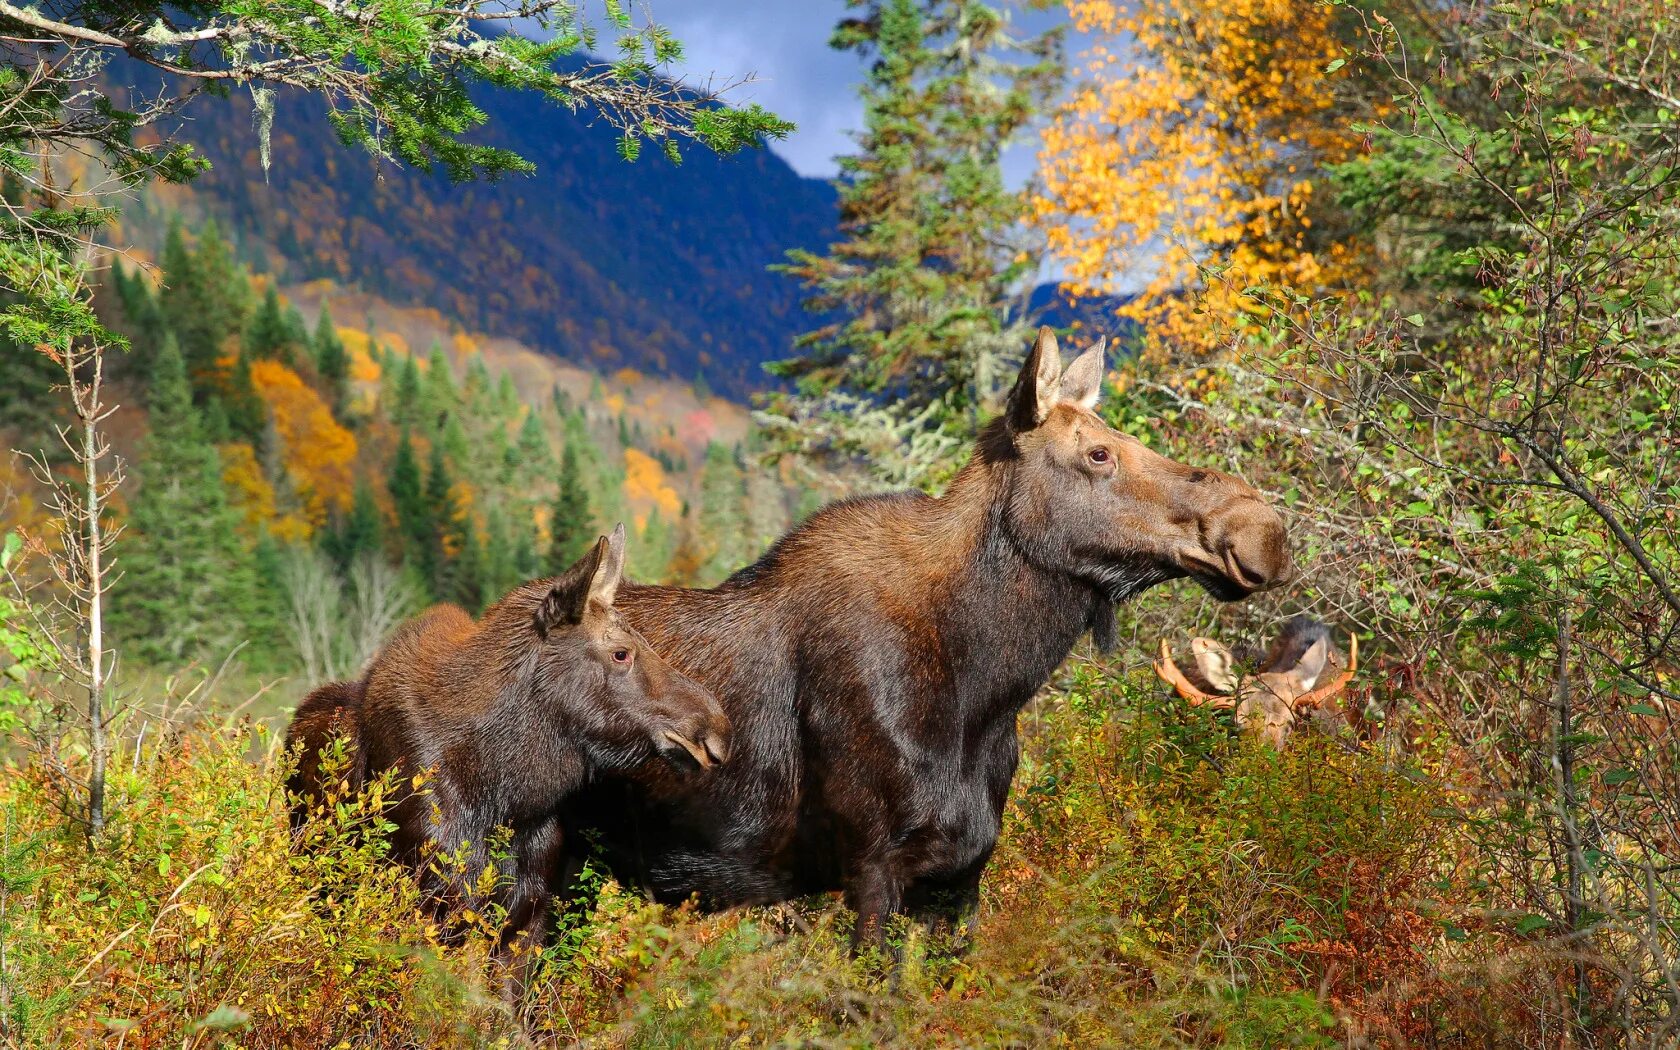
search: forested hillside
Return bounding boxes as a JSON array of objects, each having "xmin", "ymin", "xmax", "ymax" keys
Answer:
[
  {"xmin": 122, "ymin": 74, "xmax": 837, "ymax": 397},
  {"xmin": 0, "ymin": 217, "xmax": 813, "ymax": 680}
]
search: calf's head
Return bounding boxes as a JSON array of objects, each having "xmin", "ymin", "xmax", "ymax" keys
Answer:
[
  {"xmin": 996, "ymin": 327, "xmax": 1293, "ymax": 606},
  {"xmin": 1155, "ymin": 617, "xmax": 1357, "ymax": 747},
  {"xmin": 531, "ymin": 524, "xmax": 730, "ymax": 770}
]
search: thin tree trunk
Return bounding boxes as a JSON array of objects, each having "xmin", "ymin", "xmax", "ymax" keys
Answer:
[
  {"xmin": 1554, "ymin": 606, "xmax": 1590, "ymax": 1031},
  {"xmin": 82, "ymin": 353, "xmax": 108, "ymax": 836}
]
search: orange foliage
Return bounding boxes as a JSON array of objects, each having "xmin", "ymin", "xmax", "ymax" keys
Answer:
[
  {"xmin": 622, "ymin": 448, "xmax": 681, "ymax": 524},
  {"xmin": 1033, "ymin": 0, "xmax": 1363, "ymax": 356},
  {"xmin": 221, "ymin": 442, "xmax": 310, "ymax": 544},
  {"xmin": 248, "ymin": 360, "xmax": 357, "ymax": 529}
]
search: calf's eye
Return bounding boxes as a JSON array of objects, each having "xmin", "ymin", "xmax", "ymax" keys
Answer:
[
  {"xmin": 1088, "ymin": 447, "xmax": 1111, "ymax": 465},
  {"xmin": 612, "ymin": 648, "xmax": 632, "ymax": 664}
]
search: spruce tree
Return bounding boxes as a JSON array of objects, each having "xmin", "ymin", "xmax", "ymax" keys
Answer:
[
  {"xmin": 441, "ymin": 414, "xmax": 471, "ymax": 469},
  {"xmin": 483, "ymin": 505, "xmax": 518, "ymax": 602},
  {"xmin": 494, "ymin": 370, "xmax": 519, "ymax": 417},
  {"xmin": 284, "ymin": 303, "xmax": 312, "ymax": 349},
  {"xmin": 111, "ymin": 261, "xmax": 168, "ymax": 373},
  {"xmin": 697, "ymin": 441, "xmax": 751, "ymax": 584},
  {"xmin": 245, "ymin": 285, "xmax": 295, "ymax": 365},
  {"xmin": 116, "ymin": 337, "xmax": 259, "ymax": 665},
  {"xmin": 421, "ymin": 343, "xmax": 456, "ymax": 430},
  {"xmin": 633, "ymin": 509, "xmax": 674, "ymax": 582},
  {"xmin": 325, "ymin": 479, "xmax": 383, "ymax": 570},
  {"xmin": 0, "ymin": 323, "xmax": 59, "ymax": 439},
  {"xmin": 388, "ymin": 429, "xmax": 430, "ymax": 572},
  {"xmin": 451, "ymin": 518, "xmax": 487, "ymax": 611},
  {"xmin": 768, "ymin": 0, "xmax": 1063, "ymax": 478},
  {"xmin": 393, "ymin": 355, "xmax": 423, "ymax": 429},
  {"xmin": 314, "ymin": 306, "xmax": 350, "ymax": 415},
  {"xmin": 515, "ymin": 411, "xmax": 551, "ymax": 472},
  {"xmin": 159, "ymin": 217, "xmax": 250, "ymax": 393},
  {"xmin": 512, "ymin": 515, "xmax": 542, "ymax": 582},
  {"xmin": 547, "ymin": 442, "xmax": 593, "ymax": 575},
  {"xmin": 224, "ymin": 347, "xmax": 266, "ymax": 443},
  {"xmin": 423, "ymin": 442, "xmax": 456, "ymax": 594}
]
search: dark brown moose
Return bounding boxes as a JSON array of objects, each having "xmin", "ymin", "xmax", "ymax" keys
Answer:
[
  {"xmin": 285, "ymin": 525, "xmax": 730, "ymax": 959},
  {"xmin": 1155, "ymin": 616, "xmax": 1358, "ymax": 747},
  {"xmin": 554, "ymin": 327, "xmax": 1294, "ymax": 950}
]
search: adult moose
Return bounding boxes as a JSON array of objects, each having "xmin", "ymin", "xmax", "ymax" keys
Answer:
[{"xmin": 557, "ymin": 328, "xmax": 1294, "ymax": 948}]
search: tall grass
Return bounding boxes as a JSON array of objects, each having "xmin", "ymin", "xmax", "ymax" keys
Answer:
[{"xmin": 0, "ymin": 657, "xmax": 1577, "ymax": 1047}]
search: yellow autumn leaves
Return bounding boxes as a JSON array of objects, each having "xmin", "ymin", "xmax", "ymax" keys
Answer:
[{"xmin": 1033, "ymin": 0, "xmax": 1362, "ymax": 357}]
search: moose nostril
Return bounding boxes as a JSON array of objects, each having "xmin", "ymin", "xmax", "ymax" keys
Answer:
[{"xmin": 703, "ymin": 732, "xmax": 730, "ymax": 765}]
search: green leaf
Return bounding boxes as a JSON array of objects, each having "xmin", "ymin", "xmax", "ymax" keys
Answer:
[
  {"xmin": 190, "ymin": 1005, "xmax": 250, "ymax": 1032},
  {"xmin": 1324, "ymin": 58, "xmax": 1346, "ymax": 74},
  {"xmin": 1514, "ymin": 914, "xmax": 1552, "ymax": 935}
]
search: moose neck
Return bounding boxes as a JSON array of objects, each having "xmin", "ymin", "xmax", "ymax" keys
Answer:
[{"xmin": 930, "ymin": 453, "xmax": 1107, "ymax": 719}]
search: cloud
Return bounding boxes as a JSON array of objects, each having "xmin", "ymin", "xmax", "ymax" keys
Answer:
[{"xmin": 649, "ymin": 0, "xmax": 859, "ymax": 178}]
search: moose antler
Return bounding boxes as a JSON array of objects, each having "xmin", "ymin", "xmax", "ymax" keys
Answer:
[
  {"xmin": 1291, "ymin": 634, "xmax": 1358, "ymax": 712},
  {"xmin": 1154, "ymin": 640, "xmax": 1237, "ymax": 709}
]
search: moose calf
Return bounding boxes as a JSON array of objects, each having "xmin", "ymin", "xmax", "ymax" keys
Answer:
[
  {"xmin": 285, "ymin": 525, "xmax": 730, "ymax": 965},
  {"xmin": 1155, "ymin": 616, "xmax": 1358, "ymax": 747}
]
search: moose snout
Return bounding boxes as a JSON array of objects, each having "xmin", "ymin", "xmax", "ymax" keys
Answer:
[
  {"xmin": 656, "ymin": 688, "xmax": 732, "ymax": 770},
  {"xmin": 1218, "ymin": 499, "xmax": 1294, "ymax": 593}
]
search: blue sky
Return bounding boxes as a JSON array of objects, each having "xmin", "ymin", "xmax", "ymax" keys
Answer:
[{"xmin": 646, "ymin": 0, "xmax": 1089, "ymax": 183}]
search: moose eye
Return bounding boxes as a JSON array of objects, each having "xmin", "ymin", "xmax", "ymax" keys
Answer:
[
  {"xmin": 1088, "ymin": 447, "xmax": 1112, "ymax": 465},
  {"xmin": 612, "ymin": 648, "xmax": 632, "ymax": 665}
]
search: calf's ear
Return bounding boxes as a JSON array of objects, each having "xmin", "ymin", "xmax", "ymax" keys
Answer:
[
  {"xmin": 534, "ymin": 532, "xmax": 609, "ymax": 637},
  {"xmin": 1007, "ymin": 326, "xmax": 1064, "ymax": 432},
  {"xmin": 1190, "ymin": 637, "xmax": 1240, "ymax": 693},
  {"xmin": 1281, "ymin": 637, "xmax": 1330, "ymax": 693}
]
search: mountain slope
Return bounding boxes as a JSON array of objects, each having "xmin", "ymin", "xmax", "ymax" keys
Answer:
[{"xmin": 130, "ymin": 80, "xmax": 838, "ymax": 398}]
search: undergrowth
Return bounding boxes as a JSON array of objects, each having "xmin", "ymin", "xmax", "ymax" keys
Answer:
[{"xmin": 0, "ymin": 660, "xmax": 1561, "ymax": 1047}]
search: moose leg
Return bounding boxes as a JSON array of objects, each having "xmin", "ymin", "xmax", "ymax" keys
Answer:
[
  {"xmin": 844, "ymin": 857, "xmax": 904, "ymax": 958},
  {"xmin": 545, "ymin": 848, "xmax": 605, "ymax": 951},
  {"xmin": 498, "ymin": 816, "xmax": 565, "ymax": 1004},
  {"xmin": 905, "ymin": 855, "xmax": 989, "ymax": 955}
]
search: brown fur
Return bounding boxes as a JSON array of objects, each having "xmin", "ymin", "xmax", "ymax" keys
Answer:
[
  {"xmin": 558, "ymin": 328, "xmax": 1294, "ymax": 950},
  {"xmin": 283, "ymin": 529, "xmax": 729, "ymax": 967},
  {"xmin": 284, "ymin": 679, "xmax": 366, "ymax": 832}
]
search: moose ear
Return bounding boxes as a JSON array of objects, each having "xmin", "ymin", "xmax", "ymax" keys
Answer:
[
  {"xmin": 1057, "ymin": 338, "xmax": 1107, "ymax": 410},
  {"xmin": 587, "ymin": 522, "xmax": 627, "ymax": 612},
  {"xmin": 1282, "ymin": 636, "xmax": 1330, "ymax": 693},
  {"xmin": 534, "ymin": 534, "xmax": 607, "ymax": 638},
  {"xmin": 1190, "ymin": 637, "xmax": 1239, "ymax": 694},
  {"xmin": 1007, "ymin": 326, "xmax": 1063, "ymax": 431}
]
